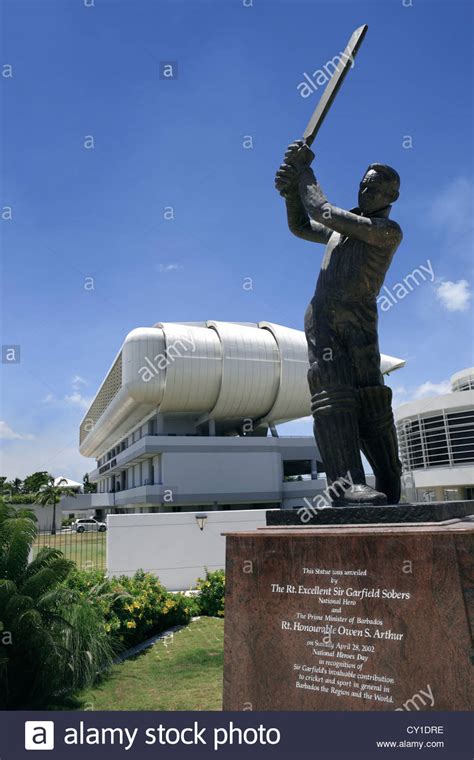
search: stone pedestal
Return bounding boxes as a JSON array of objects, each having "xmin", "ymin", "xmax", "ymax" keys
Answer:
[
  {"xmin": 223, "ymin": 517, "xmax": 473, "ymax": 711},
  {"xmin": 266, "ymin": 500, "xmax": 474, "ymax": 526}
]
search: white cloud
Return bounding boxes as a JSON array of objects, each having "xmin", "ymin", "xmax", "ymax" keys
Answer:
[
  {"xmin": 0, "ymin": 434, "xmax": 95, "ymax": 481},
  {"xmin": 158, "ymin": 263, "xmax": 183, "ymax": 272},
  {"xmin": 71, "ymin": 375, "xmax": 87, "ymax": 390},
  {"xmin": 2, "ymin": 385, "xmax": 92, "ymax": 480},
  {"xmin": 392, "ymin": 379, "xmax": 452, "ymax": 409},
  {"xmin": 413, "ymin": 380, "xmax": 451, "ymax": 399},
  {"xmin": 43, "ymin": 377, "xmax": 92, "ymax": 410},
  {"xmin": 391, "ymin": 385, "xmax": 408, "ymax": 408},
  {"xmin": 0, "ymin": 421, "xmax": 35, "ymax": 441},
  {"xmin": 435, "ymin": 279, "xmax": 471, "ymax": 312},
  {"xmin": 63, "ymin": 392, "xmax": 91, "ymax": 410},
  {"xmin": 426, "ymin": 179, "xmax": 472, "ymax": 313}
]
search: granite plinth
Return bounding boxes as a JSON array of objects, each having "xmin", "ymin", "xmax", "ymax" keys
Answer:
[
  {"xmin": 266, "ymin": 500, "xmax": 474, "ymax": 526},
  {"xmin": 223, "ymin": 518, "xmax": 473, "ymax": 711}
]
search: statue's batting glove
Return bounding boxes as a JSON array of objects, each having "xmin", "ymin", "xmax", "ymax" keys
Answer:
[
  {"xmin": 275, "ymin": 163, "xmax": 300, "ymax": 197},
  {"xmin": 284, "ymin": 140, "xmax": 315, "ymax": 170}
]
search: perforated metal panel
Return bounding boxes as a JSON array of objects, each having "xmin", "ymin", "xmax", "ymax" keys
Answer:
[{"xmin": 79, "ymin": 354, "xmax": 122, "ymax": 443}]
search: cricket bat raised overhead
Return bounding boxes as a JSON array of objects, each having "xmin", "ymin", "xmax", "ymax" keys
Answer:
[{"xmin": 303, "ymin": 24, "xmax": 368, "ymax": 147}]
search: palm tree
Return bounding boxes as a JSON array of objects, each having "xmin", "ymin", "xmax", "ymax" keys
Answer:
[
  {"xmin": 2, "ymin": 477, "xmax": 23, "ymax": 495},
  {"xmin": 34, "ymin": 476, "xmax": 76, "ymax": 535},
  {"xmin": 0, "ymin": 499, "xmax": 115, "ymax": 708}
]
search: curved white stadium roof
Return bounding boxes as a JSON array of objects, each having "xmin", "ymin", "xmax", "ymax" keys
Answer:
[
  {"xmin": 451, "ymin": 366, "xmax": 474, "ymax": 393},
  {"xmin": 395, "ymin": 367, "xmax": 474, "ymax": 422},
  {"xmin": 79, "ymin": 320, "xmax": 405, "ymax": 457}
]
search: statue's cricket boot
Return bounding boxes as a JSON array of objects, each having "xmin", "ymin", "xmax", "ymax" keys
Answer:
[{"xmin": 332, "ymin": 482, "xmax": 387, "ymax": 507}]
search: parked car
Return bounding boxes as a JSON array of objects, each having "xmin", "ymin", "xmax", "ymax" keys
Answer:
[{"xmin": 73, "ymin": 517, "xmax": 107, "ymax": 533}]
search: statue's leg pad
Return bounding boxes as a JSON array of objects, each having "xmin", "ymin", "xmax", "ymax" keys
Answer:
[
  {"xmin": 358, "ymin": 385, "xmax": 402, "ymax": 504},
  {"xmin": 309, "ymin": 371, "xmax": 387, "ymax": 506}
]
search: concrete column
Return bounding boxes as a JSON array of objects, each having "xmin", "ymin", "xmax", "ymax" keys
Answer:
[
  {"xmin": 147, "ymin": 459, "xmax": 154, "ymax": 485},
  {"xmin": 154, "ymin": 455, "xmax": 162, "ymax": 485},
  {"xmin": 311, "ymin": 459, "xmax": 318, "ymax": 480}
]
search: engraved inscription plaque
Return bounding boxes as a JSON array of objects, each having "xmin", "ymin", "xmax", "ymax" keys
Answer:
[{"xmin": 223, "ymin": 523, "xmax": 473, "ymax": 711}]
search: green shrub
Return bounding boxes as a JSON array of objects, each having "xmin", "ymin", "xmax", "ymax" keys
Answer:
[
  {"xmin": 3, "ymin": 493, "xmax": 37, "ymax": 505},
  {"xmin": 196, "ymin": 569, "xmax": 225, "ymax": 617},
  {"xmin": 0, "ymin": 501, "xmax": 116, "ymax": 708},
  {"xmin": 65, "ymin": 569, "xmax": 192, "ymax": 648},
  {"xmin": 63, "ymin": 565, "xmax": 226, "ymax": 653},
  {"xmin": 183, "ymin": 593, "xmax": 201, "ymax": 617}
]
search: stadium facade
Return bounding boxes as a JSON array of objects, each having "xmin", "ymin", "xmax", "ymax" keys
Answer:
[
  {"xmin": 395, "ymin": 367, "xmax": 474, "ymax": 502},
  {"xmin": 80, "ymin": 320, "xmax": 405, "ymax": 514}
]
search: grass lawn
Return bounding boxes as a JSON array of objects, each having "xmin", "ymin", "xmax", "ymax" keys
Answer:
[
  {"xmin": 76, "ymin": 617, "xmax": 224, "ymax": 711},
  {"xmin": 33, "ymin": 531, "xmax": 106, "ymax": 571}
]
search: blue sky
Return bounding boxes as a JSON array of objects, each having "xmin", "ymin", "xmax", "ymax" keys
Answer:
[{"xmin": 1, "ymin": 0, "xmax": 473, "ymax": 480}]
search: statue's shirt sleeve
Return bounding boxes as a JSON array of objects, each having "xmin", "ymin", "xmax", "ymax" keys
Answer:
[{"xmin": 298, "ymin": 168, "xmax": 403, "ymax": 251}]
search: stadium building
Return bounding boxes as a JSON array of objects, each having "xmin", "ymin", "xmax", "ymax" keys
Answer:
[
  {"xmin": 395, "ymin": 367, "xmax": 474, "ymax": 502},
  {"xmin": 79, "ymin": 320, "xmax": 405, "ymax": 514}
]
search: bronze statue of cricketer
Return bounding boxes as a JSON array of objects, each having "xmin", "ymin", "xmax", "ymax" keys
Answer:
[{"xmin": 274, "ymin": 26, "xmax": 403, "ymax": 507}]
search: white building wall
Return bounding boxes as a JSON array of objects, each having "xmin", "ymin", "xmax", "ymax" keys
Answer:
[
  {"xmin": 395, "ymin": 383, "xmax": 474, "ymax": 500},
  {"xmin": 12, "ymin": 504, "xmax": 62, "ymax": 532},
  {"xmin": 34, "ymin": 504, "xmax": 62, "ymax": 531},
  {"xmin": 106, "ymin": 509, "xmax": 271, "ymax": 589},
  {"xmin": 161, "ymin": 451, "xmax": 281, "ymax": 496}
]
